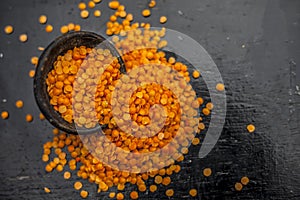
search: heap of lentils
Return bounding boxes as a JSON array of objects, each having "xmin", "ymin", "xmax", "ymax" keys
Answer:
[{"xmin": 1, "ymin": 0, "xmax": 252, "ymax": 199}]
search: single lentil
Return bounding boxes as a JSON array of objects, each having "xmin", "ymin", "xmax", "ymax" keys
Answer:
[
  {"xmin": 80, "ymin": 190, "xmax": 88, "ymax": 198},
  {"xmin": 160, "ymin": 16, "xmax": 167, "ymax": 24},
  {"xmin": 19, "ymin": 34, "xmax": 28, "ymax": 42},
  {"xmin": 130, "ymin": 191, "xmax": 139, "ymax": 199},
  {"xmin": 44, "ymin": 187, "xmax": 51, "ymax": 193},
  {"xmin": 80, "ymin": 10, "xmax": 89, "ymax": 19},
  {"xmin": 45, "ymin": 25, "xmax": 53, "ymax": 32},
  {"xmin": 216, "ymin": 83, "xmax": 225, "ymax": 91},
  {"xmin": 4, "ymin": 25, "xmax": 13, "ymax": 34},
  {"xmin": 26, "ymin": 114, "xmax": 33, "ymax": 122},
  {"xmin": 39, "ymin": 15, "xmax": 47, "ymax": 24},
  {"xmin": 247, "ymin": 124, "xmax": 255, "ymax": 133},
  {"xmin": 241, "ymin": 176, "xmax": 249, "ymax": 185},
  {"xmin": 15, "ymin": 100, "xmax": 24, "ymax": 108},
  {"xmin": 142, "ymin": 9, "xmax": 151, "ymax": 17},
  {"xmin": 189, "ymin": 188, "xmax": 197, "ymax": 197},
  {"xmin": 1, "ymin": 111, "xmax": 9, "ymax": 119},
  {"xmin": 94, "ymin": 10, "xmax": 101, "ymax": 17},
  {"xmin": 235, "ymin": 182, "xmax": 243, "ymax": 191},
  {"xmin": 203, "ymin": 168, "xmax": 212, "ymax": 177},
  {"xmin": 165, "ymin": 189, "xmax": 174, "ymax": 197}
]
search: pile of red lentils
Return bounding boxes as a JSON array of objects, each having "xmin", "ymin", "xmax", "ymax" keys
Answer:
[{"xmin": 1, "ymin": 0, "xmax": 253, "ymax": 199}]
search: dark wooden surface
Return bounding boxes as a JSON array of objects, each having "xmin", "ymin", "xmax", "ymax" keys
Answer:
[{"xmin": 0, "ymin": 0, "xmax": 299, "ymax": 199}]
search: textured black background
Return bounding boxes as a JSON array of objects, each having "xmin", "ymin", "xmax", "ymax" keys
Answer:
[{"xmin": 0, "ymin": 0, "xmax": 299, "ymax": 199}]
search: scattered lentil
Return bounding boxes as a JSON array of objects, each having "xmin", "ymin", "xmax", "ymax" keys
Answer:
[
  {"xmin": 94, "ymin": 10, "xmax": 101, "ymax": 17},
  {"xmin": 241, "ymin": 176, "xmax": 249, "ymax": 185},
  {"xmin": 64, "ymin": 171, "xmax": 71, "ymax": 179},
  {"xmin": 4, "ymin": 25, "xmax": 13, "ymax": 34},
  {"xmin": 216, "ymin": 83, "xmax": 225, "ymax": 91},
  {"xmin": 31, "ymin": 56, "xmax": 39, "ymax": 65},
  {"xmin": 247, "ymin": 124, "xmax": 255, "ymax": 133},
  {"xmin": 108, "ymin": 1, "xmax": 120, "ymax": 9},
  {"xmin": 142, "ymin": 9, "xmax": 151, "ymax": 17},
  {"xmin": 19, "ymin": 34, "xmax": 28, "ymax": 42},
  {"xmin": 189, "ymin": 188, "xmax": 197, "ymax": 197},
  {"xmin": 60, "ymin": 25, "xmax": 69, "ymax": 34},
  {"xmin": 26, "ymin": 114, "xmax": 33, "ymax": 122},
  {"xmin": 1, "ymin": 111, "xmax": 9, "ymax": 119},
  {"xmin": 80, "ymin": 10, "xmax": 89, "ymax": 19},
  {"xmin": 15, "ymin": 100, "xmax": 24, "ymax": 108},
  {"xmin": 116, "ymin": 192, "xmax": 124, "ymax": 200},
  {"xmin": 45, "ymin": 25, "xmax": 53, "ymax": 33},
  {"xmin": 148, "ymin": 0, "xmax": 156, "ymax": 8},
  {"xmin": 80, "ymin": 190, "xmax": 88, "ymax": 198},
  {"xmin": 74, "ymin": 181, "xmax": 83, "ymax": 190},
  {"xmin": 29, "ymin": 70, "xmax": 35, "ymax": 78},
  {"xmin": 88, "ymin": 1, "xmax": 95, "ymax": 8},
  {"xmin": 235, "ymin": 182, "xmax": 243, "ymax": 191},
  {"xmin": 203, "ymin": 168, "xmax": 212, "ymax": 177},
  {"xmin": 39, "ymin": 15, "xmax": 47, "ymax": 24},
  {"xmin": 44, "ymin": 187, "xmax": 51, "ymax": 193},
  {"xmin": 192, "ymin": 70, "xmax": 200, "ymax": 78},
  {"xmin": 130, "ymin": 191, "xmax": 139, "ymax": 199},
  {"xmin": 78, "ymin": 2, "xmax": 86, "ymax": 10},
  {"xmin": 165, "ymin": 189, "xmax": 174, "ymax": 197},
  {"xmin": 160, "ymin": 16, "xmax": 167, "ymax": 24}
]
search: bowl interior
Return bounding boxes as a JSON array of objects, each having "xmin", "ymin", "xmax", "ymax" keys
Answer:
[{"xmin": 34, "ymin": 31, "xmax": 124, "ymax": 134}]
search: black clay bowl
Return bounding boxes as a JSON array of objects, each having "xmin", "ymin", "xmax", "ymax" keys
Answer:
[{"xmin": 34, "ymin": 31, "xmax": 125, "ymax": 134}]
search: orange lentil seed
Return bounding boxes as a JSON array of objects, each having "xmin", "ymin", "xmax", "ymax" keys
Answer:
[
  {"xmin": 19, "ymin": 34, "xmax": 28, "ymax": 42},
  {"xmin": 192, "ymin": 70, "xmax": 200, "ymax": 78},
  {"xmin": 108, "ymin": 1, "xmax": 120, "ymax": 9},
  {"xmin": 26, "ymin": 114, "xmax": 33, "ymax": 122},
  {"xmin": 142, "ymin": 9, "xmax": 151, "ymax": 17},
  {"xmin": 44, "ymin": 187, "xmax": 51, "ymax": 193},
  {"xmin": 247, "ymin": 124, "xmax": 255, "ymax": 133},
  {"xmin": 45, "ymin": 25, "xmax": 53, "ymax": 32},
  {"xmin": 148, "ymin": 0, "xmax": 156, "ymax": 8},
  {"xmin": 109, "ymin": 192, "xmax": 116, "ymax": 198},
  {"xmin": 39, "ymin": 113, "xmax": 45, "ymax": 120},
  {"xmin": 39, "ymin": 15, "xmax": 47, "ymax": 24},
  {"xmin": 15, "ymin": 100, "xmax": 24, "ymax": 108},
  {"xmin": 60, "ymin": 25, "xmax": 69, "ymax": 34},
  {"xmin": 203, "ymin": 168, "xmax": 212, "ymax": 177},
  {"xmin": 31, "ymin": 56, "xmax": 39, "ymax": 65},
  {"xmin": 67, "ymin": 23, "xmax": 75, "ymax": 31},
  {"xmin": 80, "ymin": 10, "xmax": 89, "ymax": 19},
  {"xmin": 64, "ymin": 171, "xmax": 71, "ymax": 179},
  {"xmin": 192, "ymin": 137, "xmax": 200, "ymax": 145},
  {"xmin": 4, "ymin": 25, "xmax": 13, "ymax": 34},
  {"xmin": 78, "ymin": 2, "xmax": 86, "ymax": 10},
  {"xmin": 74, "ymin": 24, "xmax": 81, "ymax": 31},
  {"xmin": 80, "ymin": 190, "xmax": 88, "ymax": 198},
  {"xmin": 94, "ymin": 10, "xmax": 101, "ymax": 17},
  {"xmin": 116, "ymin": 192, "xmax": 124, "ymax": 200},
  {"xmin": 149, "ymin": 184, "xmax": 157, "ymax": 192},
  {"xmin": 88, "ymin": 1, "xmax": 95, "ymax": 8},
  {"xmin": 241, "ymin": 176, "xmax": 250, "ymax": 185},
  {"xmin": 74, "ymin": 181, "xmax": 83, "ymax": 190},
  {"xmin": 165, "ymin": 189, "xmax": 174, "ymax": 197},
  {"xmin": 29, "ymin": 70, "xmax": 35, "ymax": 78},
  {"xmin": 216, "ymin": 83, "xmax": 225, "ymax": 91},
  {"xmin": 235, "ymin": 182, "xmax": 243, "ymax": 191},
  {"xmin": 130, "ymin": 191, "xmax": 139, "ymax": 199},
  {"xmin": 189, "ymin": 188, "xmax": 197, "ymax": 197},
  {"xmin": 160, "ymin": 16, "xmax": 167, "ymax": 24}
]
